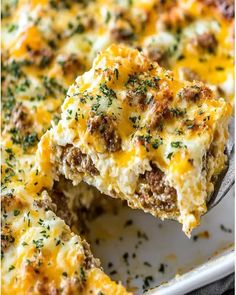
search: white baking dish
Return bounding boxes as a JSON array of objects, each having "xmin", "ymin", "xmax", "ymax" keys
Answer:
[
  {"xmin": 85, "ymin": 186, "xmax": 234, "ymax": 294},
  {"xmin": 147, "ymin": 248, "xmax": 234, "ymax": 295}
]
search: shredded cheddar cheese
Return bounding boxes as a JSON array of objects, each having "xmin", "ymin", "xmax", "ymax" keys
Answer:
[
  {"xmin": 1, "ymin": 0, "xmax": 234, "ymax": 293},
  {"xmin": 38, "ymin": 44, "xmax": 232, "ymax": 237}
]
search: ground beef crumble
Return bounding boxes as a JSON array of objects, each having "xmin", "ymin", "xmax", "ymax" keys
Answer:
[
  {"xmin": 62, "ymin": 145, "xmax": 99, "ymax": 176},
  {"xmin": 179, "ymin": 84, "xmax": 213, "ymax": 102},
  {"xmin": 145, "ymin": 45, "xmax": 169, "ymax": 68},
  {"xmin": 137, "ymin": 164, "xmax": 178, "ymax": 213},
  {"xmin": 87, "ymin": 114, "xmax": 121, "ymax": 152},
  {"xmin": 12, "ymin": 103, "xmax": 32, "ymax": 132},
  {"xmin": 203, "ymin": 0, "xmax": 234, "ymax": 19},
  {"xmin": 195, "ymin": 32, "xmax": 218, "ymax": 52}
]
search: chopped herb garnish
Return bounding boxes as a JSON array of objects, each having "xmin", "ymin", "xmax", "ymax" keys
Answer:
[
  {"xmin": 170, "ymin": 108, "xmax": 186, "ymax": 117},
  {"xmin": 171, "ymin": 141, "xmax": 184, "ymax": 148},
  {"xmin": 99, "ymin": 83, "xmax": 117, "ymax": 99},
  {"xmin": 8, "ymin": 265, "xmax": 15, "ymax": 271},
  {"xmin": 8, "ymin": 24, "xmax": 18, "ymax": 33},
  {"xmin": 55, "ymin": 239, "xmax": 61, "ymax": 246},
  {"xmin": 13, "ymin": 209, "xmax": 20, "ymax": 216},
  {"xmin": 105, "ymin": 11, "xmax": 111, "ymax": 23},
  {"xmin": 124, "ymin": 219, "xmax": 133, "ymax": 227},
  {"xmin": 75, "ymin": 23, "xmax": 85, "ymax": 34},
  {"xmin": 22, "ymin": 132, "xmax": 39, "ymax": 151},
  {"xmin": 220, "ymin": 224, "xmax": 232, "ymax": 233},
  {"xmin": 167, "ymin": 152, "xmax": 173, "ymax": 160},
  {"xmin": 114, "ymin": 68, "xmax": 119, "ymax": 80},
  {"xmin": 152, "ymin": 139, "xmax": 162, "ymax": 149},
  {"xmin": 143, "ymin": 276, "xmax": 153, "ymax": 289},
  {"xmin": 158, "ymin": 263, "xmax": 165, "ymax": 273},
  {"xmin": 185, "ymin": 119, "xmax": 195, "ymax": 129},
  {"xmin": 137, "ymin": 230, "xmax": 148, "ymax": 240},
  {"xmin": 42, "ymin": 76, "xmax": 66, "ymax": 96},
  {"xmin": 33, "ymin": 238, "xmax": 44, "ymax": 249},
  {"xmin": 177, "ymin": 55, "xmax": 185, "ymax": 60},
  {"xmin": 144, "ymin": 261, "xmax": 152, "ymax": 267},
  {"xmin": 123, "ymin": 252, "xmax": 129, "ymax": 265},
  {"xmin": 91, "ymin": 102, "xmax": 100, "ymax": 112},
  {"xmin": 80, "ymin": 267, "xmax": 86, "ymax": 282},
  {"xmin": 193, "ymin": 235, "xmax": 198, "ymax": 241}
]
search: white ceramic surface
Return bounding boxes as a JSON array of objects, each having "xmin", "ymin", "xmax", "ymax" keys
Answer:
[
  {"xmin": 147, "ymin": 249, "xmax": 234, "ymax": 295},
  {"xmin": 85, "ymin": 187, "xmax": 235, "ymax": 294}
]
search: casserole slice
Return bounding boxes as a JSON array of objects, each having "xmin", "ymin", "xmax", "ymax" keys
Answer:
[
  {"xmin": 1, "ymin": 186, "xmax": 131, "ymax": 295},
  {"xmin": 37, "ymin": 44, "xmax": 232, "ymax": 236}
]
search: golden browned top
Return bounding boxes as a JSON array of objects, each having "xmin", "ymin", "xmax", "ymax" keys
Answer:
[
  {"xmin": 1, "ymin": 0, "xmax": 234, "ymax": 293},
  {"xmin": 38, "ymin": 44, "xmax": 232, "ymax": 236}
]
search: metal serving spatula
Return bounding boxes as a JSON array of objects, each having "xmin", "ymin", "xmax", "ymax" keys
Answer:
[{"xmin": 207, "ymin": 117, "xmax": 235, "ymax": 212}]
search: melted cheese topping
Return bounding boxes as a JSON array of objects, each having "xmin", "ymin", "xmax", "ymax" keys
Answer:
[
  {"xmin": 1, "ymin": 0, "xmax": 234, "ymax": 193},
  {"xmin": 1, "ymin": 0, "xmax": 234, "ymax": 292},
  {"xmin": 39, "ymin": 44, "xmax": 232, "ymax": 236},
  {"xmin": 1, "ymin": 187, "xmax": 130, "ymax": 294}
]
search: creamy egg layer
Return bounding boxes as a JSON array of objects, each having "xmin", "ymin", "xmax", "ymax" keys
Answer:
[
  {"xmin": 1, "ymin": 1, "xmax": 234, "ymax": 195},
  {"xmin": 37, "ymin": 45, "xmax": 232, "ymax": 235},
  {"xmin": 1, "ymin": 185, "xmax": 131, "ymax": 295},
  {"xmin": 1, "ymin": 0, "xmax": 234, "ymax": 292}
]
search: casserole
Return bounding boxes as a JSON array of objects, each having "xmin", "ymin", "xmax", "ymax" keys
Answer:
[
  {"xmin": 1, "ymin": 0, "xmax": 234, "ymax": 293},
  {"xmin": 37, "ymin": 44, "xmax": 232, "ymax": 236}
]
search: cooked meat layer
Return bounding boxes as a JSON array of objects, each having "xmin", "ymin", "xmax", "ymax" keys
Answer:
[
  {"xmin": 60, "ymin": 145, "xmax": 99, "ymax": 176},
  {"xmin": 137, "ymin": 164, "xmax": 178, "ymax": 213}
]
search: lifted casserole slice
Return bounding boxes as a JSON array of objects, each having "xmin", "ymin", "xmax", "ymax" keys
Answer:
[{"xmin": 37, "ymin": 44, "xmax": 232, "ymax": 236}]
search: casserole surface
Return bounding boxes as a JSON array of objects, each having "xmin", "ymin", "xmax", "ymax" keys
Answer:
[{"xmin": 1, "ymin": 0, "xmax": 234, "ymax": 293}]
